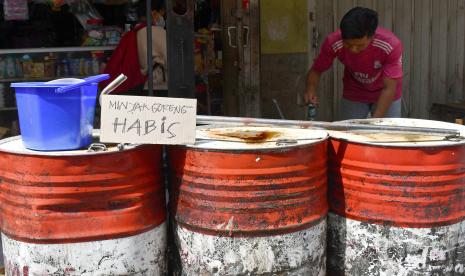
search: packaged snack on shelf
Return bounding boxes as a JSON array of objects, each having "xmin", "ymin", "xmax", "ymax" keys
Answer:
[
  {"xmin": 6, "ymin": 56, "xmax": 16, "ymax": 78},
  {"xmin": 32, "ymin": 62, "xmax": 45, "ymax": 78},
  {"xmin": 90, "ymin": 55, "xmax": 98, "ymax": 75},
  {"xmin": 70, "ymin": 58, "xmax": 81, "ymax": 76},
  {"xmin": 102, "ymin": 26, "xmax": 122, "ymax": 45},
  {"xmin": 83, "ymin": 19, "xmax": 105, "ymax": 46},
  {"xmin": 56, "ymin": 57, "xmax": 70, "ymax": 77},
  {"xmin": 79, "ymin": 58, "xmax": 87, "ymax": 76},
  {"xmin": 15, "ymin": 58, "xmax": 23, "ymax": 78},
  {"xmin": 99, "ymin": 56, "xmax": 108, "ymax": 74},
  {"xmin": 62, "ymin": 58, "xmax": 70, "ymax": 76},
  {"xmin": 44, "ymin": 56, "xmax": 55, "ymax": 78},
  {"xmin": 4, "ymin": 0, "xmax": 29, "ymax": 21},
  {"xmin": 21, "ymin": 55, "xmax": 34, "ymax": 78},
  {"xmin": 83, "ymin": 58, "xmax": 93, "ymax": 75}
]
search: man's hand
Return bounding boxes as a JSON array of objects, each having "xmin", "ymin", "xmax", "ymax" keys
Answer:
[
  {"xmin": 372, "ymin": 77, "xmax": 398, "ymax": 118},
  {"xmin": 304, "ymin": 88, "xmax": 318, "ymax": 105}
]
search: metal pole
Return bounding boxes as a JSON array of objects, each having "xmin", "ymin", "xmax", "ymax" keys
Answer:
[
  {"xmin": 196, "ymin": 115, "xmax": 461, "ymax": 137},
  {"xmin": 146, "ymin": 0, "xmax": 154, "ymax": 96},
  {"xmin": 236, "ymin": 0, "xmax": 245, "ymax": 115},
  {"xmin": 166, "ymin": 0, "xmax": 195, "ymax": 98}
]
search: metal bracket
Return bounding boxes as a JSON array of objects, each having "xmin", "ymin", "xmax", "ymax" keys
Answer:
[
  {"xmin": 227, "ymin": 26, "xmax": 237, "ymax": 48},
  {"xmin": 117, "ymin": 143, "xmax": 128, "ymax": 151},
  {"xmin": 87, "ymin": 143, "xmax": 108, "ymax": 152},
  {"xmin": 312, "ymin": 27, "xmax": 320, "ymax": 49},
  {"xmin": 227, "ymin": 26, "xmax": 250, "ymax": 48},
  {"xmin": 275, "ymin": 139, "xmax": 298, "ymax": 146},
  {"xmin": 444, "ymin": 135, "xmax": 465, "ymax": 142}
]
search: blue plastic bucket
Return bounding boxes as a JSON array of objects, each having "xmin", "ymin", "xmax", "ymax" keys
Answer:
[{"xmin": 11, "ymin": 75, "xmax": 109, "ymax": 151}]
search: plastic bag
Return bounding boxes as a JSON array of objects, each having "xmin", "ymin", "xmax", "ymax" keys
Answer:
[
  {"xmin": 4, "ymin": 0, "xmax": 29, "ymax": 21},
  {"xmin": 66, "ymin": 0, "xmax": 103, "ymax": 30}
]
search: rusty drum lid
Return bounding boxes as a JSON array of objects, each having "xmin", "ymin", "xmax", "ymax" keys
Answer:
[
  {"xmin": 191, "ymin": 125, "xmax": 328, "ymax": 150},
  {"xmin": 329, "ymin": 118, "xmax": 465, "ymax": 147},
  {"xmin": 0, "ymin": 136, "xmax": 140, "ymax": 156}
]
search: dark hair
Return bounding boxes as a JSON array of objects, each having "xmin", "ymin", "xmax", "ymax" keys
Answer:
[
  {"xmin": 137, "ymin": 0, "xmax": 165, "ymax": 18},
  {"xmin": 340, "ymin": 7, "xmax": 378, "ymax": 39}
]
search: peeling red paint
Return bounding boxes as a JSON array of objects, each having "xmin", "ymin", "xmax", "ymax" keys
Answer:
[
  {"xmin": 6, "ymin": 260, "xmax": 20, "ymax": 276},
  {"xmin": 329, "ymin": 138, "xmax": 465, "ymax": 227},
  {"xmin": 169, "ymin": 140, "xmax": 328, "ymax": 236},
  {"xmin": 64, "ymin": 267, "xmax": 76, "ymax": 276},
  {"xmin": 0, "ymin": 144, "xmax": 166, "ymax": 243}
]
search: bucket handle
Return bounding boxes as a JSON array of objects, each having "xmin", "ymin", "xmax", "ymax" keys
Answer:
[{"xmin": 55, "ymin": 74, "xmax": 110, "ymax": 93}]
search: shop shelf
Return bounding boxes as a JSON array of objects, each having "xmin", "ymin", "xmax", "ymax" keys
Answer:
[
  {"xmin": 0, "ymin": 46, "xmax": 115, "ymax": 55},
  {"xmin": 0, "ymin": 76, "xmax": 82, "ymax": 83},
  {"xmin": 0, "ymin": 107, "xmax": 17, "ymax": 112}
]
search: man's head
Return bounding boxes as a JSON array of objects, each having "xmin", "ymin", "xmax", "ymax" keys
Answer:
[
  {"xmin": 137, "ymin": 0, "xmax": 166, "ymax": 26},
  {"xmin": 340, "ymin": 7, "xmax": 378, "ymax": 54}
]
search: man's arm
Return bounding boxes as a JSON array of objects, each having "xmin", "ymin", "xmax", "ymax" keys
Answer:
[
  {"xmin": 304, "ymin": 36, "xmax": 337, "ymax": 105},
  {"xmin": 373, "ymin": 37, "xmax": 403, "ymax": 118},
  {"xmin": 305, "ymin": 69, "xmax": 321, "ymax": 105},
  {"xmin": 372, "ymin": 77, "xmax": 397, "ymax": 118}
]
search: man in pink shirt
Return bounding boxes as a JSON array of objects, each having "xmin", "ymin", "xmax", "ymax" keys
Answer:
[{"xmin": 305, "ymin": 7, "xmax": 403, "ymax": 119}]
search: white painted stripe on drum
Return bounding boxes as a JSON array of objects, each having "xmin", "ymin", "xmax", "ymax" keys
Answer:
[
  {"xmin": 175, "ymin": 220, "xmax": 327, "ymax": 276},
  {"xmin": 327, "ymin": 213, "xmax": 465, "ymax": 275},
  {"xmin": 3, "ymin": 223, "xmax": 167, "ymax": 275}
]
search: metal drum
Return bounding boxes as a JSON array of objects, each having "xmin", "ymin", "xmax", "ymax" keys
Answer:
[
  {"xmin": 169, "ymin": 126, "xmax": 328, "ymax": 275},
  {"xmin": 328, "ymin": 118, "xmax": 465, "ymax": 275},
  {"xmin": 0, "ymin": 137, "xmax": 167, "ymax": 275}
]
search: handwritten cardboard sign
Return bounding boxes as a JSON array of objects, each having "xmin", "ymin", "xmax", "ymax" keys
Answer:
[{"xmin": 100, "ymin": 95, "xmax": 197, "ymax": 145}]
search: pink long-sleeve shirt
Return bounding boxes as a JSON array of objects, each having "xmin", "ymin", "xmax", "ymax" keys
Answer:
[{"xmin": 311, "ymin": 27, "xmax": 403, "ymax": 103}]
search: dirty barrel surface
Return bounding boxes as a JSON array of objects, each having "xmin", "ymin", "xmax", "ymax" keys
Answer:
[
  {"xmin": 169, "ymin": 126, "xmax": 328, "ymax": 275},
  {"xmin": 0, "ymin": 137, "xmax": 167, "ymax": 275},
  {"xmin": 328, "ymin": 118, "xmax": 465, "ymax": 275}
]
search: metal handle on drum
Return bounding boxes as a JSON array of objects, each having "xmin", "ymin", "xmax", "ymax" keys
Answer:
[{"xmin": 87, "ymin": 143, "xmax": 108, "ymax": 152}]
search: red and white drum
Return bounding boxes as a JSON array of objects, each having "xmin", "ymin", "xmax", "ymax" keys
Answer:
[
  {"xmin": 170, "ymin": 126, "xmax": 328, "ymax": 275},
  {"xmin": 0, "ymin": 137, "xmax": 167, "ymax": 275},
  {"xmin": 328, "ymin": 118, "xmax": 465, "ymax": 275}
]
